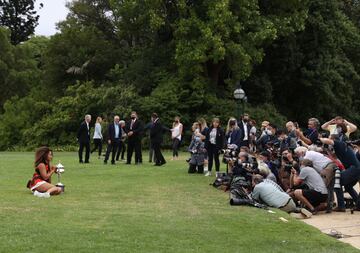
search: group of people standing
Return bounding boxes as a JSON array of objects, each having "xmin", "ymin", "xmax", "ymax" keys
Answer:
[{"xmin": 77, "ymin": 112, "xmax": 183, "ymax": 166}]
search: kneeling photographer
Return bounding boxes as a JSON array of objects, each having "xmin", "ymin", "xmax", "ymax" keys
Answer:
[{"xmin": 290, "ymin": 159, "xmax": 328, "ymax": 214}]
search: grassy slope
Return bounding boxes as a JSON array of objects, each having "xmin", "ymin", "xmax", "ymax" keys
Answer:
[{"xmin": 0, "ymin": 152, "xmax": 358, "ymax": 253}]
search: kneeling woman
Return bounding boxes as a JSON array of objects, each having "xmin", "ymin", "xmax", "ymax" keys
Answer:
[{"xmin": 27, "ymin": 146, "xmax": 62, "ymax": 198}]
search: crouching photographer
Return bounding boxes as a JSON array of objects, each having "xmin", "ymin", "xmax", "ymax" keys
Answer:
[
  {"xmin": 279, "ymin": 149, "xmax": 299, "ymax": 191},
  {"xmin": 26, "ymin": 146, "xmax": 62, "ymax": 198},
  {"xmin": 290, "ymin": 159, "xmax": 328, "ymax": 214},
  {"xmin": 228, "ymin": 151, "xmax": 258, "ymax": 182},
  {"xmin": 251, "ymin": 175, "xmax": 312, "ymax": 217}
]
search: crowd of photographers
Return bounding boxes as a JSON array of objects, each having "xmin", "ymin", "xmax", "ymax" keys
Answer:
[{"xmin": 187, "ymin": 114, "xmax": 360, "ymax": 217}]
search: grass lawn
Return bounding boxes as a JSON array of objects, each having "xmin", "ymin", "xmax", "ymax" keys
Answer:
[{"xmin": 0, "ymin": 151, "xmax": 358, "ymax": 253}]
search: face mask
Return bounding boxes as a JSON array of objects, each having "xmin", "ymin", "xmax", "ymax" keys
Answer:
[
  {"xmin": 298, "ymin": 156, "xmax": 304, "ymax": 162},
  {"xmin": 243, "ymin": 119, "xmax": 248, "ymax": 123},
  {"xmin": 131, "ymin": 116, "xmax": 136, "ymax": 120},
  {"xmin": 175, "ymin": 120, "xmax": 179, "ymax": 123},
  {"xmin": 336, "ymin": 127, "xmax": 342, "ymax": 134},
  {"xmin": 266, "ymin": 130, "xmax": 272, "ymax": 135}
]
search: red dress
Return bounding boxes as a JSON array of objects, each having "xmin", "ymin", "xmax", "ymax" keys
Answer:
[{"xmin": 28, "ymin": 164, "xmax": 51, "ymax": 191}]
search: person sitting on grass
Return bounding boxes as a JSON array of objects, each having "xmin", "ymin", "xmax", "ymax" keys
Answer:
[
  {"xmin": 290, "ymin": 159, "xmax": 328, "ymax": 214},
  {"xmin": 27, "ymin": 146, "xmax": 62, "ymax": 198}
]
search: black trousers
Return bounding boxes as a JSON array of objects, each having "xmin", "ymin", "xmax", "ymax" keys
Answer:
[
  {"xmin": 207, "ymin": 144, "xmax": 220, "ymax": 172},
  {"xmin": 104, "ymin": 139, "xmax": 121, "ymax": 163},
  {"xmin": 91, "ymin": 138, "xmax": 102, "ymax": 156},
  {"xmin": 172, "ymin": 138, "xmax": 181, "ymax": 157},
  {"xmin": 153, "ymin": 142, "xmax": 165, "ymax": 165},
  {"xmin": 79, "ymin": 141, "xmax": 90, "ymax": 162},
  {"xmin": 127, "ymin": 138, "xmax": 142, "ymax": 164},
  {"xmin": 116, "ymin": 141, "xmax": 125, "ymax": 160}
]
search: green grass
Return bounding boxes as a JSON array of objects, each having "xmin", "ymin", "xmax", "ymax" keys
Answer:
[{"xmin": 0, "ymin": 152, "xmax": 358, "ymax": 253}]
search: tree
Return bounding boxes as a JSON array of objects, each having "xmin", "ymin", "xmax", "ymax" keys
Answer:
[{"xmin": 0, "ymin": 0, "xmax": 41, "ymax": 45}]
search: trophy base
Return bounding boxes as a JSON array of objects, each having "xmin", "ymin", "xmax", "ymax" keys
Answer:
[{"xmin": 56, "ymin": 183, "xmax": 65, "ymax": 192}]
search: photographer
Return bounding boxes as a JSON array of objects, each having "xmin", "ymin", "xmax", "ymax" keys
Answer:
[
  {"xmin": 295, "ymin": 118, "xmax": 320, "ymax": 146},
  {"xmin": 225, "ymin": 118, "xmax": 241, "ymax": 148},
  {"xmin": 258, "ymin": 150, "xmax": 279, "ymax": 182},
  {"xmin": 285, "ymin": 121, "xmax": 299, "ymax": 151},
  {"xmin": 278, "ymin": 149, "xmax": 298, "ymax": 191},
  {"xmin": 256, "ymin": 123, "xmax": 277, "ymax": 152},
  {"xmin": 320, "ymin": 138, "xmax": 360, "ymax": 211},
  {"xmin": 187, "ymin": 123, "xmax": 206, "ymax": 174},
  {"xmin": 251, "ymin": 175, "xmax": 312, "ymax": 216},
  {"xmin": 230, "ymin": 152, "xmax": 256, "ymax": 182},
  {"xmin": 294, "ymin": 146, "xmax": 336, "ymax": 186},
  {"xmin": 321, "ymin": 116, "xmax": 357, "ymax": 138},
  {"xmin": 27, "ymin": 146, "xmax": 62, "ymax": 198},
  {"xmin": 290, "ymin": 159, "xmax": 328, "ymax": 214}
]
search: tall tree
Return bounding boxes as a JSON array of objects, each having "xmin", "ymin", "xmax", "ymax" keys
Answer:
[{"xmin": 0, "ymin": 0, "xmax": 40, "ymax": 44}]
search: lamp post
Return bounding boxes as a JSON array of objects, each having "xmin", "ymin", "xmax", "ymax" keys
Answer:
[{"xmin": 233, "ymin": 82, "xmax": 246, "ymax": 120}]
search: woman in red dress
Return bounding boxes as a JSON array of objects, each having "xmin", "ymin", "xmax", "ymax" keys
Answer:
[{"xmin": 27, "ymin": 147, "xmax": 62, "ymax": 198}]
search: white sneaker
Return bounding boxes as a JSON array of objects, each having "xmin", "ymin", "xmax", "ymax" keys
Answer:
[
  {"xmin": 204, "ymin": 166, "xmax": 208, "ymax": 172},
  {"xmin": 33, "ymin": 190, "xmax": 50, "ymax": 198},
  {"xmin": 205, "ymin": 171, "xmax": 212, "ymax": 177}
]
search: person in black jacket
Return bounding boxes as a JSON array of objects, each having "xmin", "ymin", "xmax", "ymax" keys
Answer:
[
  {"xmin": 125, "ymin": 111, "xmax": 143, "ymax": 165},
  {"xmin": 150, "ymin": 113, "xmax": 167, "ymax": 166},
  {"xmin": 238, "ymin": 113, "xmax": 251, "ymax": 147},
  {"xmin": 77, "ymin": 114, "xmax": 92, "ymax": 163},
  {"xmin": 205, "ymin": 118, "xmax": 225, "ymax": 176},
  {"xmin": 104, "ymin": 115, "xmax": 122, "ymax": 165}
]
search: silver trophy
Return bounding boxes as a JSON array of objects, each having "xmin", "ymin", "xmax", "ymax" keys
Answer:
[{"xmin": 56, "ymin": 162, "xmax": 65, "ymax": 192}]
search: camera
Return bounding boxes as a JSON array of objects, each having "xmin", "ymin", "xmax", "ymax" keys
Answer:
[{"xmin": 222, "ymin": 145, "xmax": 239, "ymax": 164}]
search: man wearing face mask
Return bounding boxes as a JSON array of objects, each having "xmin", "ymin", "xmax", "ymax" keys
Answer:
[
  {"xmin": 125, "ymin": 111, "xmax": 143, "ymax": 165},
  {"xmin": 256, "ymin": 123, "xmax": 277, "ymax": 152},
  {"xmin": 238, "ymin": 113, "xmax": 251, "ymax": 147}
]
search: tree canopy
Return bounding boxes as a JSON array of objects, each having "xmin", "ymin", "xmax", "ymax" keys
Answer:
[{"xmin": 0, "ymin": 0, "xmax": 359, "ymax": 150}]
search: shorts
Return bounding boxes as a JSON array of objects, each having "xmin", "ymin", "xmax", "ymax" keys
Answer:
[{"xmin": 302, "ymin": 189, "xmax": 327, "ymax": 207}]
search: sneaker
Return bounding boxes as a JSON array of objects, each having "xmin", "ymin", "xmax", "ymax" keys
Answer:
[
  {"xmin": 300, "ymin": 208, "xmax": 313, "ymax": 218},
  {"xmin": 205, "ymin": 171, "xmax": 212, "ymax": 177},
  {"xmin": 33, "ymin": 190, "xmax": 50, "ymax": 198},
  {"xmin": 204, "ymin": 166, "xmax": 208, "ymax": 172}
]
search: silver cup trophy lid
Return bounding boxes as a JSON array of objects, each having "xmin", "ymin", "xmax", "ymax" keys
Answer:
[{"xmin": 56, "ymin": 162, "xmax": 65, "ymax": 173}]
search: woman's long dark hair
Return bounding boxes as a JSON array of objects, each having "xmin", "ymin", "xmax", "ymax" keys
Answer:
[{"xmin": 34, "ymin": 146, "xmax": 52, "ymax": 168}]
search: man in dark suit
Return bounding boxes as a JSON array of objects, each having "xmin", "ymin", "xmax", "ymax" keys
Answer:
[
  {"xmin": 77, "ymin": 114, "xmax": 92, "ymax": 163},
  {"xmin": 125, "ymin": 111, "xmax": 143, "ymax": 165},
  {"xmin": 104, "ymin": 115, "xmax": 122, "ymax": 165},
  {"xmin": 150, "ymin": 113, "xmax": 166, "ymax": 166},
  {"xmin": 238, "ymin": 113, "xmax": 251, "ymax": 147}
]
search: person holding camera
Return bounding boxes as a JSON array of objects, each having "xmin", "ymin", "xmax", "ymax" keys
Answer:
[
  {"xmin": 320, "ymin": 138, "xmax": 360, "ymax": 211},
  {"xmin": 321, "ymin": 116, "xmax": 357, "ymax": 138},
  {"xmin": 204, "ymin": 118, "xmax": 225, "ymax": 176},
  {"xmin": 295, "ymin": 118, "xmax": 320, "ymax": 146},
  {"xmin": 27, "ymin": 146, "xmax": 62, "ymax": 198},
  {"xmin": 188, "ymin": 122, "xmax": 206, "ymax": 174},
  {"xmin": 225, "ymin": 118, "xmax": 241, "ymax": 148},
  {"xmin": 278, "ymin": 149, "xmax": 298, "ymax": 191},
  {"xmin": 290, "ymin": 159, "xmax": 328, "ymax": 214}
]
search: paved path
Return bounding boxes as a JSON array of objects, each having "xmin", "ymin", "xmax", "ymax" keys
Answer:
[
  {"xmin": 303, "ymin": 186, "xmax": 360, "ymax": 250},
  {"xmin": 303, "ymin": 211, "xmax": 360, "ymax": 249}
]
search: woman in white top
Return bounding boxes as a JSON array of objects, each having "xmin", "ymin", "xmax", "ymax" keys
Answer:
[
  {"xmin": 171, "ymin": 116, "xmax": 183, "ymax": 160},
  {"xmin": 91, "ymin": 116, "xmax": 103, "ymax": 158}
]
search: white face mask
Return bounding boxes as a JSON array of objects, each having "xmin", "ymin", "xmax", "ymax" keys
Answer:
[{"xmin": 265, "ymin": 129, "xmax": 272, "ymax": 135}]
